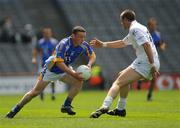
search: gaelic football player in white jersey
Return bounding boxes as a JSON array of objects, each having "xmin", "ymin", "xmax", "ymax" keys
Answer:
[{"xmin": 90, "ymin": 9, "xmax": 160, "ymax": 118}]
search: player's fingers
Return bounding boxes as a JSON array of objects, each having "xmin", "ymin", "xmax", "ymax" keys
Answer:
[
  {"xmin": 94, "ymin": 38, "xmax": 101, "ymax": 43},
  {"xmin": 153, "ymin": 71, "xmax": 159, "ymax": 79},
  {"xmin": 91, "ymin": 40, "xmax": 96, "ymax": 44},
  {"xmin": 90, "ymin": 40, "xmax": 96, "ymax": 45},
  {"xmin": 153, "ymin": 73, "xmax": 157, "ymax": 79},
  {"xmin": 77, "ymin": 72, "xmax": 82, "ymax": 75},
  {"xmin": 157, "ymin": 71, "xmax": 160, "ymax": 76}
]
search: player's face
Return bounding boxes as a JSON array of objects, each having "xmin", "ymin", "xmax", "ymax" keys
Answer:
[
  {"xmin": 120, "ymin": 18, "xmax": 130, "ymax": 30},
  {"xmin": 43, "ymin": 28, "xmax": 52, "ymax": 39},
  {"xmin": 72, "ymin": 32, "xmax": 86, "ymax": 45},
  {"xmin": 148, "ymin": 20, "xmax": 157, "ymax": 31}
]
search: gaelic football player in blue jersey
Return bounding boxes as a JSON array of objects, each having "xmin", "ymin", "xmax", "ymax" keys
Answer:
[
  {"xmin": 32, "ymin": 27, "xmax": 58, "ymax": 101},
  {"xmin": 6, "ymin": 26, "xmax": 96, "ymax": 118}
]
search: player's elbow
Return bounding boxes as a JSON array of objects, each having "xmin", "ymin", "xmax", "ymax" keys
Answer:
[
  {"xmin": 90, "ymin": 52, "xmax": 96, "ymax": 61},
  {"xmin": 118, "ymin": 42, "xmax": 126, "ymax": 48},
  {"xmin": 142, "ymin": 42, "xmax": 151, "ymax": 49}
]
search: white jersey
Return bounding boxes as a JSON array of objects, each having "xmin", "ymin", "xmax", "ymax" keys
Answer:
[{"xmin": 123, "ymin": 20, "xmax": 159, "ymax": 61}]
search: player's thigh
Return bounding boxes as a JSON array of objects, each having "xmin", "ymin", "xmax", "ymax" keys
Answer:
[
  {"xmin": 115, "ymin": 66, "xmax": 143, "ymax": 87},
  {"xmin": 60, "ymin": 74, "xmax": 83, "ymax": 86},
  {"xmin": 32, "ymin": 79, "xmax": 50, "ymax": 93}
]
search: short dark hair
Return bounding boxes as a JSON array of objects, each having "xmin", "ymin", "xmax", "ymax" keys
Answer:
[
  {"xmin": 120, "ymin": 9, "xmax": 136, "ymax": 22},
  {"xmin": 72, "ymin": 26, "xmax": 86, "ymax": 34}
]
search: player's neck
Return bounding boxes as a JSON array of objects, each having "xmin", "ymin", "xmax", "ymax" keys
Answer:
[
  {"xmin": 44, "ymin": 37, "xmax": 51, "ymax": 40},
  {"xmin": 71, "ymin": 38, "xmax": 79, "ymax": 47}
]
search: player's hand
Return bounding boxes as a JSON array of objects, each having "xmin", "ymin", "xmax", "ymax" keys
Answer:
[
  {"xmin": 87, "ymin": 64, "xmax": 92, "ymax": 69},
  {"xmin": 90, "ymin": 38, "xmax": 103, "ymax": 48},
  {"xmin": 160, "ymin": 43, "xmax": 166, "ymax": 51},
  {"xmin": 32, "ymin": 58, "xmax": 37, "ymax": 64},
  {"xmin": 72, "ymin": 72, "xmax": 84, "ymax": 81},
  {"xmin": 151, "ymin": 66, "xmax": 160, "ymax": 79}
]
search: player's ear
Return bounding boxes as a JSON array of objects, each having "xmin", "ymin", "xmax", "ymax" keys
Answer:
[{"xmin": 71, "ymin": 34, "xmax": 75, "ymax": 38}]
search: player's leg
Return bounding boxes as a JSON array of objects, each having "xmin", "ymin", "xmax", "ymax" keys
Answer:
[
  {"xmin": 50, "ymin": 81, "xmax": 56, "ymax": 100},
  {"xmin": 60, "ymin": 74, "xmax": 83, "ymax": 115},
  {"xmin": 5, "ymin": 79, "xmax": 50, "ymax": 118},
  {"xmin": 137, "ymin": 80, "xmax": 142, "ymax": 90},
  {"xmin": 90, "ymin": 67, "xmax": 142, "ymax": 118},
  {"xmin": 39, "ymin": 91, "xmax": 44, "ymax": 100},
  {"xmin": 107, "ymin": 84, "xmax": 129, "ymax": 117},
  {"xmin": 147, "ymin": 78, "xmax": 155, "ymax": 101}
]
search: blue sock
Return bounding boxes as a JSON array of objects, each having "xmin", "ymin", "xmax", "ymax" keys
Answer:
[
  {"xmin": 63, "ymin": 97, "xmax": 72, "ymax": 107},
  {"xmin": 12, "ymin": 105, "xmax": 21, "ymax": 113}
]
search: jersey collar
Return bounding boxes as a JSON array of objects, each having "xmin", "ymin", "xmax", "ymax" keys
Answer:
[{"xmin": 130, "ymin": 20, "xmax": 137, "ymax": 29}]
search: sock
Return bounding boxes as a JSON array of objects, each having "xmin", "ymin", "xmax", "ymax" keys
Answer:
[
  {"xmin": 102, "ymin": 96, "xmax": 113, "ymax": 108},
  {"xmin": 64, "ymin": 97, "xmax": 72, "ymax": 107},
  {"xmin": 117, "ymin": 97, "xmax": 126, "ymax": 110},
  {"xmin": 11, "ymin": 105, "xmax": 21, "ymax": 113},
  {"xmin": 51, "ymin": 82, "xmax": 55, "ymax": 94}
]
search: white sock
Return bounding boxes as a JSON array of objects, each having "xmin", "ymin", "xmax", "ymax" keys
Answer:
[
  {"xmin": 102, "ymin": 96, "xmax": 113, "ymax": 108},
  {"xmin": 117, "ymin": 97, "xmax": 126, "ymax": 110}
]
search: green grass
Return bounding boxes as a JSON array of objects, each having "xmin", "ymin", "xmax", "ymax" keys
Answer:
[{"xmin": 0, "ymin": 90, "xmax": 180, "ymax": 128}]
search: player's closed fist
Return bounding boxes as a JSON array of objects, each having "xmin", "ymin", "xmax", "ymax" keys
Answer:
[
  {"xmin": 32, "ymin": 58, "xmax": 37, "ymax": 64},
  {"xmin": 90, "ymin": 38, "xmax": 103, "ymax": 48}
]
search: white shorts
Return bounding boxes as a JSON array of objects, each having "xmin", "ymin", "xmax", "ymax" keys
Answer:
[
  {"xmin": 38, "ymin": 67, "xmax": 66, "ymax": 82},
  {"xmin": 130, "ymin": 58, "xmax": 160, "ymax": 80}
]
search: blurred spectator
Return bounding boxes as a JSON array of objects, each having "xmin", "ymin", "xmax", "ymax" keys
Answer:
[
  {"xmin": 137, "ymin": 17, "xmax": 166, "ymax": 101},
  {"xmin": 88, "ymin": 65, "xmax": 105, "ymax": 90},
  {"xmin": 148, "ymin": 17, "xmax": 166, "ymax": 51},
  {"xmin": 21, "ymin": 24, "xmax": 37, "ymax": 44},
  {"xmin": 32, "ymin": 27, "xmax": 58, "ymax": 100},
  {"xmin": 0, "ymin": 16, "xmax": 16, "ymax": 43}
]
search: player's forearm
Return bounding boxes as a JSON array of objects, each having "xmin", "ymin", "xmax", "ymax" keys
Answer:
[
  {"xmin": 56, "ymin": 62, "xmax": 75, "ymax": 76},
  {"xmin": 143, "ymin": 43, "xmax": 154, "ymax": 64},
  {"xmin": 103, "ymin": 40, "xmax": 126, "ymax": 48},
  {"xmin": 32, "ymin": 49, "xmax": 38, "ymax": 59},
  {"xmin": 88, "ymin": 52, "xmax": 96, "ymax": 67}
]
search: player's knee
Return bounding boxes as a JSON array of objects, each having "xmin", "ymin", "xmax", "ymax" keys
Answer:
[
  {"xmin": 116, "ymin": 79, "xmax": 126, "ymax": 87},
  {"xmin": 118, "ymin": 71, "xmax": 122, "ymax": 76},
  {"xmin": 74, "ymin": 80, "xmax": 83, "ymax": 87},
  {"xmin": 29, "ymin": 90, "xmax": 40, "ymax": 97}
]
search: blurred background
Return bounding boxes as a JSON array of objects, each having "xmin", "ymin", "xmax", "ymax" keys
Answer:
[{"xmin": 0, "ymin": 0, "xmax": 180, "ymax": 95}]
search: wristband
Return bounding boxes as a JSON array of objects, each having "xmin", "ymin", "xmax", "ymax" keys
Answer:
[
  {"xmin": 102, "ymin": 43, "xmax": 107, "ymax": 47},
  {"xmin": 150, "ymin": 63, "xmax": 155, "ymax": 68}
]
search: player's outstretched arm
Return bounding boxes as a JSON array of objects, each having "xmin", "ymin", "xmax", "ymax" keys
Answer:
[
  {"xmin": 90, "ymin": 38, "xmax": 126, "ymax": 48},
  {"xmin": 56, "ymin": 62, "xmax": 83, "ymax": 81}
]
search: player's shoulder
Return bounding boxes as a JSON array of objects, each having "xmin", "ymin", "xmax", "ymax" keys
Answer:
[
  {"xmin": 58, "ymin": 37, "xmax": 69, "ymax": 45},
  {"xmin": 50, "ymin": 38, "xmax": 58, "ymax": 45},
  {"xmin": 50, "ymin": 38, "xmax": 58, "ymax": 42},
  {"xmin": 131, "ymin": 21, "xmax": 147, "ymax": 29},
  {"xmin": 130, "ymin": 21, "xmax": 147, "ymax": 35},
  {"xmin": 80, "ymin": 41, "xmax": 90, "ymax": 48},
  {"xmin": 38, "ymin": 38, "xmax": 45, "ymax": 44},
  {"xmin": 56, "ymin": 37, "xmax": 70, "ymax": 50},
  {"xmin": 154, "ymin": 30, "xmax": 161, "ymax": 36},
  {"xmin": 82, "ymin": 41, "xmax": 90, "ymax": 46}
]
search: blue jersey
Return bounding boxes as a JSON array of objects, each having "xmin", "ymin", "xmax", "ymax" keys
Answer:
[
  {"xmin": 150, "ymin": 30, "xmax": 161, "ymax": 48},
  {"xmin": 45, "ymin": 37, "xmax": 95, "ymax": 74},
  {"xmin": 37, "ymin": 38, "xmax": 58, "ymax": 66}
]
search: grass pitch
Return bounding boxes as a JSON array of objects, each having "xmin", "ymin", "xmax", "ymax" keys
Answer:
[{"xmin": 0, "ymin": 90, "xmax": 180, "ymax": 128}]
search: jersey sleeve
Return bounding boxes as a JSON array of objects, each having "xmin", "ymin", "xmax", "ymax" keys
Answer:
[
  {"xmin": 83, "ymin": 42, "xmax": 95, "ymax": 58},
  {"xmin": 123, "ymin": 34, "xmax": 132, "ymax": 45},
  {"xmin": 54, "ymin": 41, "xmax": 66, "ymax": 63},
  {"xmin": 131, "ymin": 28, "xmax": 149, "ymax": 46}
]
